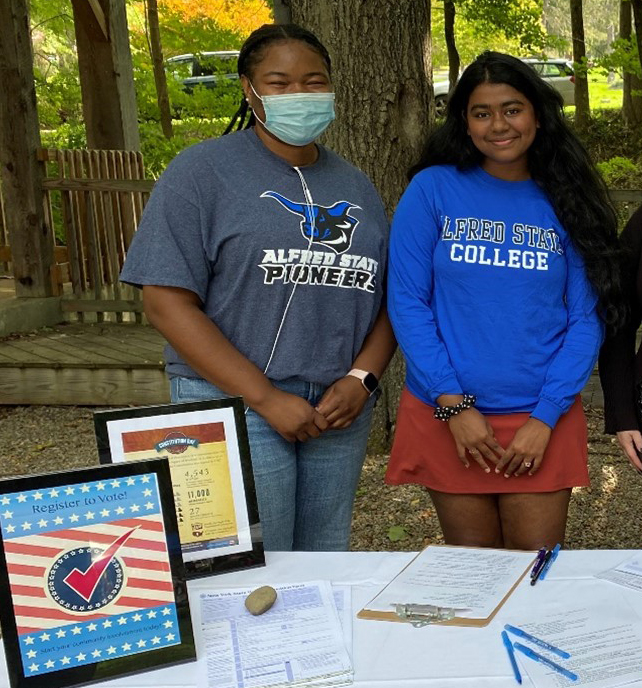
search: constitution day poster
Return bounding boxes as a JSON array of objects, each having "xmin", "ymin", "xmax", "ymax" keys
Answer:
[
  {"xmin": 94, "ymin": 399, "xmax": 264, "ymax": 579},
  {"xmin": 0, "ymin": 460, "xmax": 195, "ymax": 688}
]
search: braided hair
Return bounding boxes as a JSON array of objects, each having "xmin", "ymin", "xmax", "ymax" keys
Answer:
[
  {"xmin": 223, "ymin": 23, "xmax": 332, "ymax": 135},
  {"xmin": 411, "ymin": 51, "xmax": 626, "ymax": 331}
]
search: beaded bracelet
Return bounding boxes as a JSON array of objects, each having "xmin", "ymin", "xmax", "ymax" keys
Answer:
[{"xmin": 433, "ymin": 394, "xmax": 477, "ymax": 422}]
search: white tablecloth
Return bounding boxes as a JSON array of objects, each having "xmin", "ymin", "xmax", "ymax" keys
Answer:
[{"xmin": 2, "ymin": 550, "xmax": 642, "ymax": 687}]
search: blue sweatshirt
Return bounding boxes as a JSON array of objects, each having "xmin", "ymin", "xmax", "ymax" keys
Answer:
[{"xmin": 388, "ymin": 165, "xmax": 604, "ymax": 428}]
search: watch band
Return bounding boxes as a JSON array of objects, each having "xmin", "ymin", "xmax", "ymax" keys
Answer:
[{"xmin": 347, "ymin": 368, "xmax": 379, "ymax": 395}]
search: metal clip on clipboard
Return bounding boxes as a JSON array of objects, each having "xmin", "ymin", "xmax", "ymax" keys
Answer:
[{"xmin": 393, "ymin": 603, "xmax": 470, "ymax": 628}]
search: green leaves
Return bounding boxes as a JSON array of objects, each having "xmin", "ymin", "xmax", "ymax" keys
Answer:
[{"xmin": 387, "ymin": 525, "xmax": 409, "ymax": 542}]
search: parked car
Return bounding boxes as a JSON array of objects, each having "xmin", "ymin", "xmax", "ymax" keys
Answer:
[
  {"xmin": 166, "ymin": 51, "xmax": 240, "ymax": 92},
  {"xmin": 433, "ymin": 58, "xmax": 575, "ymax": 117}
]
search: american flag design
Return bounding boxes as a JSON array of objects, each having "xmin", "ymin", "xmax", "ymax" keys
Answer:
[{"xmin": 0, "ymin": 473, "xmax": 181, "ymax": 677}]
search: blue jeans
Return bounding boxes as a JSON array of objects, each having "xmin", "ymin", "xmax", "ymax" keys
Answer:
[{"xmin": 170, "ymin": 376, "xmax": 375, "ymax": 552}]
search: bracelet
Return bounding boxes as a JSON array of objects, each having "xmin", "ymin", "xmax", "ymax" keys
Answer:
[{"xmin": 433, "ymin": 394, "xmax": 477, "ymax": 422}]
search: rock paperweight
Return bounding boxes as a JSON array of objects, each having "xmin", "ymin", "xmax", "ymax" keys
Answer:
[{"xmin": 244, "ymin": 585, "xmax": 277, "ymax": 615}]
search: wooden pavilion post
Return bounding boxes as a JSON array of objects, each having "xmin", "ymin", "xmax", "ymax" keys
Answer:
[
  {"xmin": 0, "ymin": 0, "xmax": 54, "ymax": 297},
  {"xmin": 71, "ymin": 0, "xmax": 140, "ymax": 150}
]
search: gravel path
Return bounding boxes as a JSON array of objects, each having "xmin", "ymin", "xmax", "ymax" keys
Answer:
[{"xmin": 0, "ymin": 403, "xmax": 639, "ymax": 551}]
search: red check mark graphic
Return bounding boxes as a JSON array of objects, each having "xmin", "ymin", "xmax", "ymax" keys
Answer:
[{"xmin": 63, "ymin": 527, "xmax": 138, "ymax": 602}]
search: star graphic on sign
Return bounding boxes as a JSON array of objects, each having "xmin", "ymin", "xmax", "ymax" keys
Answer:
[
  {"xmin": 6, "ymin": 524, "xmax": 15, "ymax": 533},
  {"xmin": 0, "ymin": 497, "xmax": 10, "ymax": 506},
  {"xmin": 39, "ymin": 632, "xmax": 50, "ymax": 642},
  {"xmin": 87, "ymin": 623, "xmax": 97, "ymax": 632},
  {"xmin": 151, "ymin": 636, "xmax": 161, "ymax": 645},
  {"xmin": 145, "ymin": 501, "xmax": 154, "ymax": 510},
  {"xmin": 75, "ymin": 652, "xmax": 86, "ymax": 662},
  {"xmin": 56, "ymin": 629, "xmax": 66, "ymax": 638},
  {"xmin": 28, "ymin": 663, "xmax": 38, "ymax": 672},
  {"xmin": 61, "ymin": 656, "xmax": 71, "ymax": 665},
  {"xmin": 126, "ymin": 477, "xmax": 136, "ymax": 486},
  {"xmin": 80, "ymin": 484, "xmax": 90, "ymax": 493},
  {"xmin": 130, "ymin": 504, "xmax": 140, "ymax": 513},
  {"xmin": 165, "ymin": 633, "xmax": 175, "ymax": 641},
  {"xmin": 161, "ymin": 607, "xmax": 171, "ymax": 616},
  {"xmin": 141, "ymin": 475, "xmax": 150, "ymax": 483},
  {"xmin": 91, "ymin": 650, "xmax": 102, "ymax": 658},
  {"xmin": 100, "ymin": 509, "xmax": 110, "ymax": 517},
  {"xmin": 69, "ymin": 513, "xmax": 79, "ymax": 523},
  {"xmin": 122, "ymin": 642, "xmax": 132, "ymax": 651},
  {"xmin": 2, "ymin": 510, "xmax": 12, "ymax": 520},
  {"xmin": 117, "ymin": 616, "xmax": 127, "ymax": 626},
  {"xmin": 45, "ymin": 660, "xmax": 55, "ymax": 669},
  {"xmin": 37, "ymin": 519, "xmax": 48, "ymax": 528},
  {"xmin": 71, "ymin": 626, "xmax": 82, "ymax": 635},
  {"xmin": 26, "ymin": 650, "xmax": 36, "ymax": 659},
  {"xmin": 65, "ymin": 486, "xmax": 74, "ymax": 495},
  {"xmin": 111, "ymin": 480, "xmax": 120, "ymax": 488},
  {"xmin": 85, "ymin": 511, "xmax": 95, "ymax": 520},
  {"xmin": 147, "ymin": 610, "xmax": 157, "ymax": 619},
  {"xmin": 49, "ymin": 488, "xmax": 59, "ymax": 498},
  {"xmin": 33, "ymin": 491, "xmax": 43, "ymax": 501},
  {"xmin": 115, "ymin": 506, "xmax": 125, "ymax": 515},
  {"xmin": 163, "ymin": 620, "xmax": 173, "ymax": 628},
  {"xmin": 53, "ymin": 516, "xmax": 63, "ymax": 525},
  {"xmin": 136, "ymin": 640, "xmax": 147, "ymax": 648},
  {"xmin": 107, "ymin": 646, "xmax": 117, "ymax": 655},
  {"xmin": 22, "ymin": 521, "xmax": 32, "ymax": 531},
  {"xmin": 17, "ymin": 494, "xmax": 27, "ymax": 503},
  {"xmin": 143, "ymin": 489, "xmax": 152, "ymax": 497},
  {"xmin": 24, "ymin": 636, "xmax": 34, "ymax": 645},
  {"xmin": 132, "ymin": 613, "xmax": 142, "ymax": 622},
  {"xmin": 103, "ymin": 619, "xmax": 112, "ymax": 629},
  {"xmin": 96, "ymin": 482, "xmax": 106, "ymax": 491}
]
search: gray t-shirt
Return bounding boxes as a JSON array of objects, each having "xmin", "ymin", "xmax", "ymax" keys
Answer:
[{"xmin": 120, "ymin": 128, "xmax": 389, "ymax": 385}]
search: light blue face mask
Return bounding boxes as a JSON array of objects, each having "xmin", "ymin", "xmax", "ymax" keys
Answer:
[{"xmin": 250, "ymin": 83, "xmax": 336, "ymax": 146}]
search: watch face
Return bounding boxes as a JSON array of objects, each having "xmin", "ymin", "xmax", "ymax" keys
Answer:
[{"xmin": 363, "ymin": 373, "xmax": 378, "ymax": 395}]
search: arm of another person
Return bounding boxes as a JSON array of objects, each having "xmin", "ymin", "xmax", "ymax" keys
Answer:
[
  {"xmin": 315, "ymin": 305, "xmax": 397, "ymax": 429},
  {"xmin": 385, "ymin": 177, "xmax": 503, "ymax": 471},
  {"xmin": 599, "ymin": 207, "xmax": 642, "ymax": 470},
  {"xmin": 497, "ymin": 242, "xmax": 604, "ymax": 477},
  {"xmin": 143, "ymin": 285, "xmax": 328, "ymax": 442}
]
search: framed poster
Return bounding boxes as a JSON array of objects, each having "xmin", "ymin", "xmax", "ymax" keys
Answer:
[
  {"xmin": 0, "ymin": 459, "xmax": 195, "ymax": 688},
  {"xmin": 94, "ymin": 398, "xmax": 264, "ymax": 579}
]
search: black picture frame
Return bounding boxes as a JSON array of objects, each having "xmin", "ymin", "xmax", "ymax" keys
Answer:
[
  {"xmin": 93, "ymin": 398, "xmax": 264, "ymax": 580},
  {"xmin": 0, "ymin": 459, "xmax": 195, "ymax": 688}
]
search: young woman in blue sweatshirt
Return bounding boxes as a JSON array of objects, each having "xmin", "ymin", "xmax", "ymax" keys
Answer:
[{"xmin": 386, "ymin": 52, "xmax": 623, "ymax": 550}]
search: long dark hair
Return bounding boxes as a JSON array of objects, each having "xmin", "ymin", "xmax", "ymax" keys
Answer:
[
  {"xmin": 223, "ymin": 24, "xmax": 332, "ymax": 135},
  {"xmin": 412, "ymin": 51, "xmax": 625, "ymax": 330}
]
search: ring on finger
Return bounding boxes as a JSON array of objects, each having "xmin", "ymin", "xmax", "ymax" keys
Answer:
[
  {"xmin": 524, "ymin": 461, "xmax": 532, "ymax": 468},
  {"xmin": 469, "ymin": 448, "xmax": 479, "ymax": 455}
]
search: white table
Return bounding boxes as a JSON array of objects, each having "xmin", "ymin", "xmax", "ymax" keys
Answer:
[{"xmin": 2, "ymin": 550, "xmax": 642, "ymax": 687}]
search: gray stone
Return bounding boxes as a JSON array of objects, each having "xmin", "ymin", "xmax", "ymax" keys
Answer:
[{"xmin": 244, "ymin": 585, "xmax": 277, "ymax": 616}]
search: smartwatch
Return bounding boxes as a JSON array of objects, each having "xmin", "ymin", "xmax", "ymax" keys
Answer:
[{"xmin": 347, "ymin": 368, "xmax": 379, "ymax": 396}]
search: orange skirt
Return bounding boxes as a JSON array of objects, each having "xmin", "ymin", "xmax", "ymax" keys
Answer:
[{"xmin": 386, "ymin": 388, "xmax": 589, "ymax": 494}]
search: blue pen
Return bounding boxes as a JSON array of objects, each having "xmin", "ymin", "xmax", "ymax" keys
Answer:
[
  {"xmin": 504, "ymin": 624, "xmax": 570, "ymax": 659},
  {"xmin": 502, "ymin": 630, "xmax": 522, "ymax": 684},
  {"xmin": 539, "ymin": 543, "xmax": 561, "ymax": 581},
  {"xmin": 530, "ymin": 548, "xmax": 547, "ymax": 578},
  {"xmin": 513, "ymin": 642, "xmax": 578, "ymax": 681}
]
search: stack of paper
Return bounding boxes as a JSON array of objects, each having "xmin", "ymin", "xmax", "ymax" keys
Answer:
[{"xmin": 198, "ymin": 581, "xmax": 353, "ymax": 688}]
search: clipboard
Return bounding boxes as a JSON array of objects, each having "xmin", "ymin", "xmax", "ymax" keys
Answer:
[{"xmin": 357, "ymin": 544, "xmax": 535, "ymax": 627}]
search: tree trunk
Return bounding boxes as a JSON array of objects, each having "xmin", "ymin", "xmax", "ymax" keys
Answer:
[
  {"xmin": 71, "ymin": 0, "xmax": 140, "ymax": 150},
  {"xmin": 0, "ymin": 0, "xmax": 54, "ymax": 297},
  {"xmin": 621, "ymin": 0, "xmax": 642, "ymax": 126},
  {"xmin": 146, "ymin": 0, "xmax": 172, "ymax": 139},
  {"xmin": 570, "ymin": 0, "xmax": 591, "ymax": 130},
  {"xmin": 444, "ymin": 0, "xmax": 460, "ymax": 92},
  {"xmin": 272, "ymin": 0, "xmax": 292, "ymax": 23},
  {"xmin": 631, "ymin": 0, "xmax": 642, "ymax": 125},
  {"xmin": 288, "ymin": 0, "xmax": 432, "ymax": 451}
]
